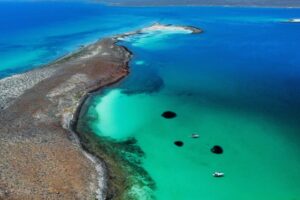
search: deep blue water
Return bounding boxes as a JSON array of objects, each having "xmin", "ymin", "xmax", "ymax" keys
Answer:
[
  {"xmin": 0, "ymin": 1, "xmax": 157, "ymax": 77},
  {"xmin": 1, "ymin": 2, "xmax": 300, "ymax": 80}
]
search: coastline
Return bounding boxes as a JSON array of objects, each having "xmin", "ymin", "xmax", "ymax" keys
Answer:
[
  {"xmin": 0, "ymin": 24, "xmax": 201, "ymax": 199},
  {"xmin": 0, "ymin": 36, "xmax": 130, "ymax": 199},
  {"xmin": 72, "ymin": 24, "xmax": 202, "ymax": 199},
  {"xmin": 70, "ymin": 58, "xmax": 132, "ymax": 200}
]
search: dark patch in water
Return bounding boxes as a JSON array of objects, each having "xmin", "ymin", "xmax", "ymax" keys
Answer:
[
  {"xmin": 162, "ymin": 111, "xmax": 177, "ymax": 119},
  {"xmin": 211, "ymin": 145, "xmax": 223, "ymax": 154},
  {"xmin": 174, "ymin": 141, "xmax": 184, "ymax": 147},
  {"xmin": 120, "ymin": 67, "xmax": 164, "ymax": 95}
]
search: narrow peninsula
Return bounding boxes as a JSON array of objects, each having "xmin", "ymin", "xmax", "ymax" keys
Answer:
[{"xmin": 0, "ymin": 24, "xmax": 202, "ymax": 200}]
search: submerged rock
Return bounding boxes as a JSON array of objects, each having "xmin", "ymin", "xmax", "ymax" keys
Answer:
[
  {"xmin": 211, "ymin": 145, "xmax": 223, "ymax": 154},
  {"xmin": 174, "ymin": 141, "xmax": 184, "ymax": 147},
  {"xmin": 121, "ymin": 67, "xmax": 164, "ymax": 95},
  {"xmin": 162, "ymin": 111, "xmax": 177, "ymax": 119}
]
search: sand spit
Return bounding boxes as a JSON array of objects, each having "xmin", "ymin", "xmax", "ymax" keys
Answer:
[
  {"xmin": 288, "ymin": 18, "xmax": 300, "ymax": 23},
  {"xmin": 141, "ymin": 23, "xmax": 202, "ymax": 34},
  {"xmin": 115, "ymin": 23, "xmax": 202, "ymax": 41},
  {"xmin": 0, "ymin": 24, "xmax": 201, "ymax": 200}
]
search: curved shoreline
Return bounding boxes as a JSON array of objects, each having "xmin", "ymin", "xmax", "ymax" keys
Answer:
[
  {"xmin": 72, "ymin": 24, "xmax": 202, "ymax": 199},
  {"xmin": 0, "ymin": 36, "xmax": 131, "ymax": 199},
  {"xmin": 69, "ymin": 58, "xmax": 131, "ymax": 200},
  {"xmin": 0, "ymin": 24, "xmax": 201, "ymax": 199}
]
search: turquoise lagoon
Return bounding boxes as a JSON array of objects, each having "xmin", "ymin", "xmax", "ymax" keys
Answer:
[
  {"xmin": 1, "ymin": 2, "xmax": 300, "ymax": 199},
  {"xmin": 80, "ymin": 6, "xmax": 300, "ymax": 200}
]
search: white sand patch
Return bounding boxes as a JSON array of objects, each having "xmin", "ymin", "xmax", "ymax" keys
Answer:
[
  {"xmin": 289, "ymin": 18, "xmax": 300, "ymax": 23},
  {"xmin": 141, "ymin": 24, "xmax": 192, "ymax": 34}
]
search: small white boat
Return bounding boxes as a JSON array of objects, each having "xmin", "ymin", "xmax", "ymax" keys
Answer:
[
  {"xmin": 191, "ymin": 133, "xmax": 199, "ymax": 138},
  {"xmin": 213, "ymin": 172, "xmax": 224, "ymax": 177}
]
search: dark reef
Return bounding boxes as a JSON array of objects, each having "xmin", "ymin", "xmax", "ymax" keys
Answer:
[
  {"xmin": 162, "ymin": 111, "xmax": 177, "ymax": 119},
  {"xmin": 174, "ymin": 141, "xmax": 184, "ymax": 147},
  {"xmin": 211, "ymin": 145, "xmax": 223, "ymax": 154},
  {"xmin": 121, "ymin": 67, "xmax": 164, "ymax": 95}
]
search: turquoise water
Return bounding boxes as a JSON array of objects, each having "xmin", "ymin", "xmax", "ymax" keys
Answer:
[
  {"xmin": 0, "ymin": 2, "xmax": 158, "ymax": 78},
  {"xmin": 2, "ymin": 2, "xmax": 300, "ymax": 199},
  {"xmin": 81, "ymin": 6, "xmax": 300, "ymax": 200}
]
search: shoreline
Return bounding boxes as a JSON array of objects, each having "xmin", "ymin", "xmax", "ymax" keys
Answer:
[
  {"xmin": 0, "ymin": 24, "xmax": 201, "ymax": 199},
  {"xmin": 70, "ymin": 61, "xmax": 132, "ymax": 200},
  {"xmin": 0, "ymin": 35, "xmax": 131, "ymax": 199},
  {"xmin": 72, "ymin": 24, "xmax": 202, "ymax": 199}
]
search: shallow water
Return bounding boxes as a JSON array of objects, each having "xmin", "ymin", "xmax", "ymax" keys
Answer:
[
  {"xmin": 80, "ymin": 6, "xmax": 300, "ymax": 200},
  {"xmin": 2, "ymin": 2, "xmax": 300, "ymax": 199}
]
